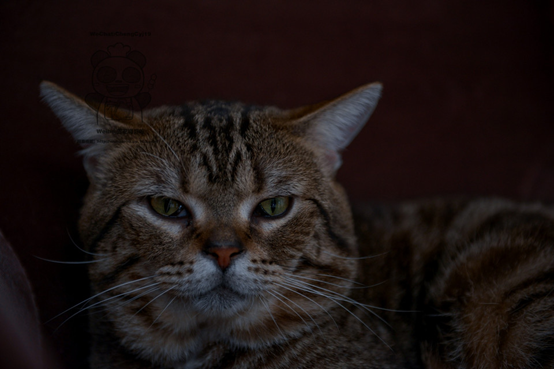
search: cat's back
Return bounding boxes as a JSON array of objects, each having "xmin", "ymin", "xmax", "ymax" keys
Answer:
[{"xmin": 352, "ymin": 198, "xmax": 554, "ymax": 368}]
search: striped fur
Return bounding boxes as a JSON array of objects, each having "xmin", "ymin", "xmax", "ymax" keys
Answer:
[{"xmin": 41, "ymin": 82, "xmax": 554, "ymax": 368}]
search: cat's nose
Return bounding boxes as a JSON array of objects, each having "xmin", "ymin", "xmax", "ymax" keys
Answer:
[{"xmin": 203, "ymin": 246, "xmax": 243, "ymax": 270}]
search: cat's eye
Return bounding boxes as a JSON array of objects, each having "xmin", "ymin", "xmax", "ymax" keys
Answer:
[
  {"xmin": 150, "ymin": 197, "xmax": 188, "ymax": 218},
  {"xmin": 255, "ymin": 197, "xmax": 290, "ymax": 218}
]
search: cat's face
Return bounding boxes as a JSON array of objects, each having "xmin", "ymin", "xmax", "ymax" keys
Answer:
[{"xmin": 41, "ymin": 82, "xmax": 381, "ymax": 349}]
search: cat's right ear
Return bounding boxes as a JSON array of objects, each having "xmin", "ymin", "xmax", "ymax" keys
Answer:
[
  {"xmin": 289, "ymin": 82, "xmax": 382, "ymax": 176},
  {"xmin": 40, "ymin": 81, "xmax": 107, "ymax": 180}
]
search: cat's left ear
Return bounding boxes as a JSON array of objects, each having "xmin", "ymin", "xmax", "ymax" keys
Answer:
[
  {"xmin": 291, "ymin": 82, "xmax": 382, "ymax": 175},
  {"xmin": 39, "ymin": 81, "xmax": 141, "ymax": 181}
]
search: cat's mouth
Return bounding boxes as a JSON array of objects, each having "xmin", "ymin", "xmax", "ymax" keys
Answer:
[
  {"xmin": 189, "ymin": 283, "xmax": 252, "ymax": 313},
  {"xmin": 201, "ymin": 283, "xmax": 247, "ymax": 299}
]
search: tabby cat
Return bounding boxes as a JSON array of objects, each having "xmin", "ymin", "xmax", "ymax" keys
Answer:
[{"xmin": 41, "ymin": 81, "xmax": 554, "ymax": 369}]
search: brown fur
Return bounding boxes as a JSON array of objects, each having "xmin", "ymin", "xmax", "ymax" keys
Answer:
[{"xmin": 41, "ymin": 81, "xmax": 554, "ymax": 368}]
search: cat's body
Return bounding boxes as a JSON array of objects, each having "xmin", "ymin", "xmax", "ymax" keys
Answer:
[{"xmin": 41, "ymin": 82, "xmax": 554, "ymax": 368}]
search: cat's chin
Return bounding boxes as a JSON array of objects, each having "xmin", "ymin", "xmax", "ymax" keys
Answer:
[{"xmin": 190, "ymin": 285, "xmax": 254, "ymax": 316}]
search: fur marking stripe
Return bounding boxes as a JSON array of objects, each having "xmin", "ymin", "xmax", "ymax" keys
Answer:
[
  {"xmin": 307, "ymin": 198, "xmax": 349, "ymax": 251},
  {"xmin": 89, "ymin": 204, "xmax": 126, "ymax": 253}
]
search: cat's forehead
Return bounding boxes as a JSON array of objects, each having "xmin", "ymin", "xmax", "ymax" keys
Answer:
[
  {"xmin": 150, "ymin": 99, "xmax": 280, "ymax": 137},
  {"xmin": 134, "ymin": 101, "xmax": 314, "ymax": 202}
]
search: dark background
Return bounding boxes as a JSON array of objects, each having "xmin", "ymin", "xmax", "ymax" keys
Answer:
[{"xmin": 1, "ymin": 1, "xmax": 553, "ymax": 367}]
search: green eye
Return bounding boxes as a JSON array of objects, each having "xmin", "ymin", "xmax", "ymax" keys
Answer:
[
  {"xmin": 257, "ymin": 197, "xmax": 290, "ymax": 217},
  {"xmin": 150, "ymin": 197, "xmax": 187, "ymax": 217}
]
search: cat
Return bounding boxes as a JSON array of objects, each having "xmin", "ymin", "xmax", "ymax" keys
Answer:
[{"xmin": 40, "ymin": 81, "xmax": 554, "ymax": 369}]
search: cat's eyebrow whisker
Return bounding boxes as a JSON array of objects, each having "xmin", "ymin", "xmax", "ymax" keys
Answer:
[
  {"xmin": 46, "ymin": 275, "xmax": 157, "ymax": 324},
  {"xmin": 273, "ymin": 281, "xmax": 339, "ymax": 330},
  {"xmin": 140, "ymin": 151, "xmax": 172, "ymax": 167},
  {"xmin": 268, "ymin": 289, "xmax": 321, "ymax": 335},
  {"xmin": 66, "ymin": 228, "xmax": 107, "ymax": 256},
  {"xmin": 33, "ymin": 255, "xmax": 109, "ymax": 265},
  {"xmin": 320, "ymin": 250, "xmax": 390, "ymax": 260},
  {"xmin": 141, "ymin": 120, "xmax": 185, "ymax": 173},
  {"xmin": 53, "ymin": 282, "xmax": 161, "ymax": 331},
  {"xmin": 280, "ymin": 279, "xmax": 393, "ymax": 351}
]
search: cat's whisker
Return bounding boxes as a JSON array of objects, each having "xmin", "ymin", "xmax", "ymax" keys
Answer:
[
  {"xmin": 273, "ymin": 281, "xmax": 339, "ymax": 330},
  {"xmin": 257, "ymin": 296, "xmax": 291, "ymax": 346},
  {"xmin": 320, "ymin": 250, "xmax": 390, "ymax": 260},
  {"xmin": 33, "ymin": 255, "xmax": 109, "ymax": 265},
  {"xmin": 316, "ymin": 273, "xmax": 378, "ymax": 287},
  {"xmin": 95, "ymin": 285, "xmax": 163, "ymax": 316},
  {"xmin": 140, "ymin": 151, "xmax": 171, "ymax": 167},
  {"xmin": 132, "ymin": 286, "xmax": 177, "ymax": 318},
  {"xmin": 66, "ymin": 228, "xmax": 107, "ymax": 256},
  {"xmin": 279, "ymin": 279, "xmax": 393, "ymax": 351},
  {"xmin": 268, "ymin": 289, "xmax": 321, "ymax": 335},
  {"xmin": 46, "ymin": 275, "xmax": 157, "ymax": 324},
  {"xmin": 289, "ymin": 271, "xmax": 389, "ymax": 290},
  {"xmin": 265, "ymin": 290, "xmax": 312, "ymax": 334},
  {"xmin": 82, "ymin": 283, "xmax": 162, "ymax": 316},
  {"xmin": 86, "ymin": 285, "xmax": 163, "ymax": 323},
  {"xmin": 53, "ymin": 282, "xmax": 161, "ymax": 331},
  {"xmin": 149, "ymin": 295, "xmax": 178, "ymax": 329},
  {"xmin": 280, "ymin": 271, "xmax": 371, "ymax": 290},
  {"xmin": 329, "ymin": 251, "xmax": 384, "ymax": 261},
  {"xmin": 284, "ymin": 276, "xmax": 415, "ymax": 314},
  {"xmin": 282, "ymin": 277, "xmax": 392, "ymax": 329},
  {"xmin": 347, "ymin": 301, "xmax": 418, "ymax": 313},
  {"xmin": 275, "ymin": 263, "xmax": 380, "ymax": 288}
]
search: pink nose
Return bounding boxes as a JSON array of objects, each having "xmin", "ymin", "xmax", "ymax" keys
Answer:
[{"xmin": 204, "ymin": 247, "xmax": 242, "ymax": 270}]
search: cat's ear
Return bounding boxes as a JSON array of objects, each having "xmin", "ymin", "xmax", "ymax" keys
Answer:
[
  {"xmin": 291, "ymin": 82, "xmax": 382, "ymax": 175},
  {"xmin": 40, "ymin": 81, "xmax": 101, "ymax": 144},
  {"xmin": 39, "ymin": 81, "xmax": 137, "ymax": 180}
]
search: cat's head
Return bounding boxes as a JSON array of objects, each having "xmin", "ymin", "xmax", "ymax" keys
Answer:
[{"xmin": 41, "ymin": 81, "xmax": 381, "ymax": 347}]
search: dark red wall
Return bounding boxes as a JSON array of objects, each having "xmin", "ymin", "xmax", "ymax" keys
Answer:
[{"xmin": 1, "ymin": 1, "xmax": 553, "ymax": 367}]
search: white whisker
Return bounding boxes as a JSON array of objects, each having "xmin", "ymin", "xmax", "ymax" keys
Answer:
[
  {"xmin": 284, "ymin": 276, "xmax": 414, "ymax": 314},
  {"xmin": 258, "ymin": 296, "xmax": 290, "ymax": 345},
  {"xmin": 149, "ymin": 295, "xmax": 178, "ymax": 329},
  {"xmin": 281, "ymin": 271, "xmax": 369, "ymax": 290},
  {"xmin": 46, "ymin": 275, "xmax": 156, "ymax": 324},
  {"xmin": 66, "ymin": 228, "xmax": 107, "ymax": 256},
  {"xmin": 282, "ymin": 277, "xmax": 392, "ymax": 328},
  {"xmin": 268, "ymin": 289, "xmax": 319, "ymax": 335},
  {"xmin": 34, "ymin": 255, "xmax": 108, "ymax": 264},
  {"xmin": 132, "ymin": 286, "xmax": 176, "ymax": 317},
  {"xmin": 140, "ymin": 151, "xmax": 171, "ymax": 167},
  {"xmin": 141, "ymin": 120, "xmax": 183, "ymax": 170},
  {"xmin": 54, "ymin": 282, "xmax": 161, "ymax": 331},
  {"xmin": 280, "ymin": 279, "xmax": 393, "ymax": 351},
  {"xmin": 321, "ymin": 250, "xmax": 389, "ymax": 260},
  {"xmin": 274, "ymin": 281, "xmax": 338, "ymax": 330}
]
